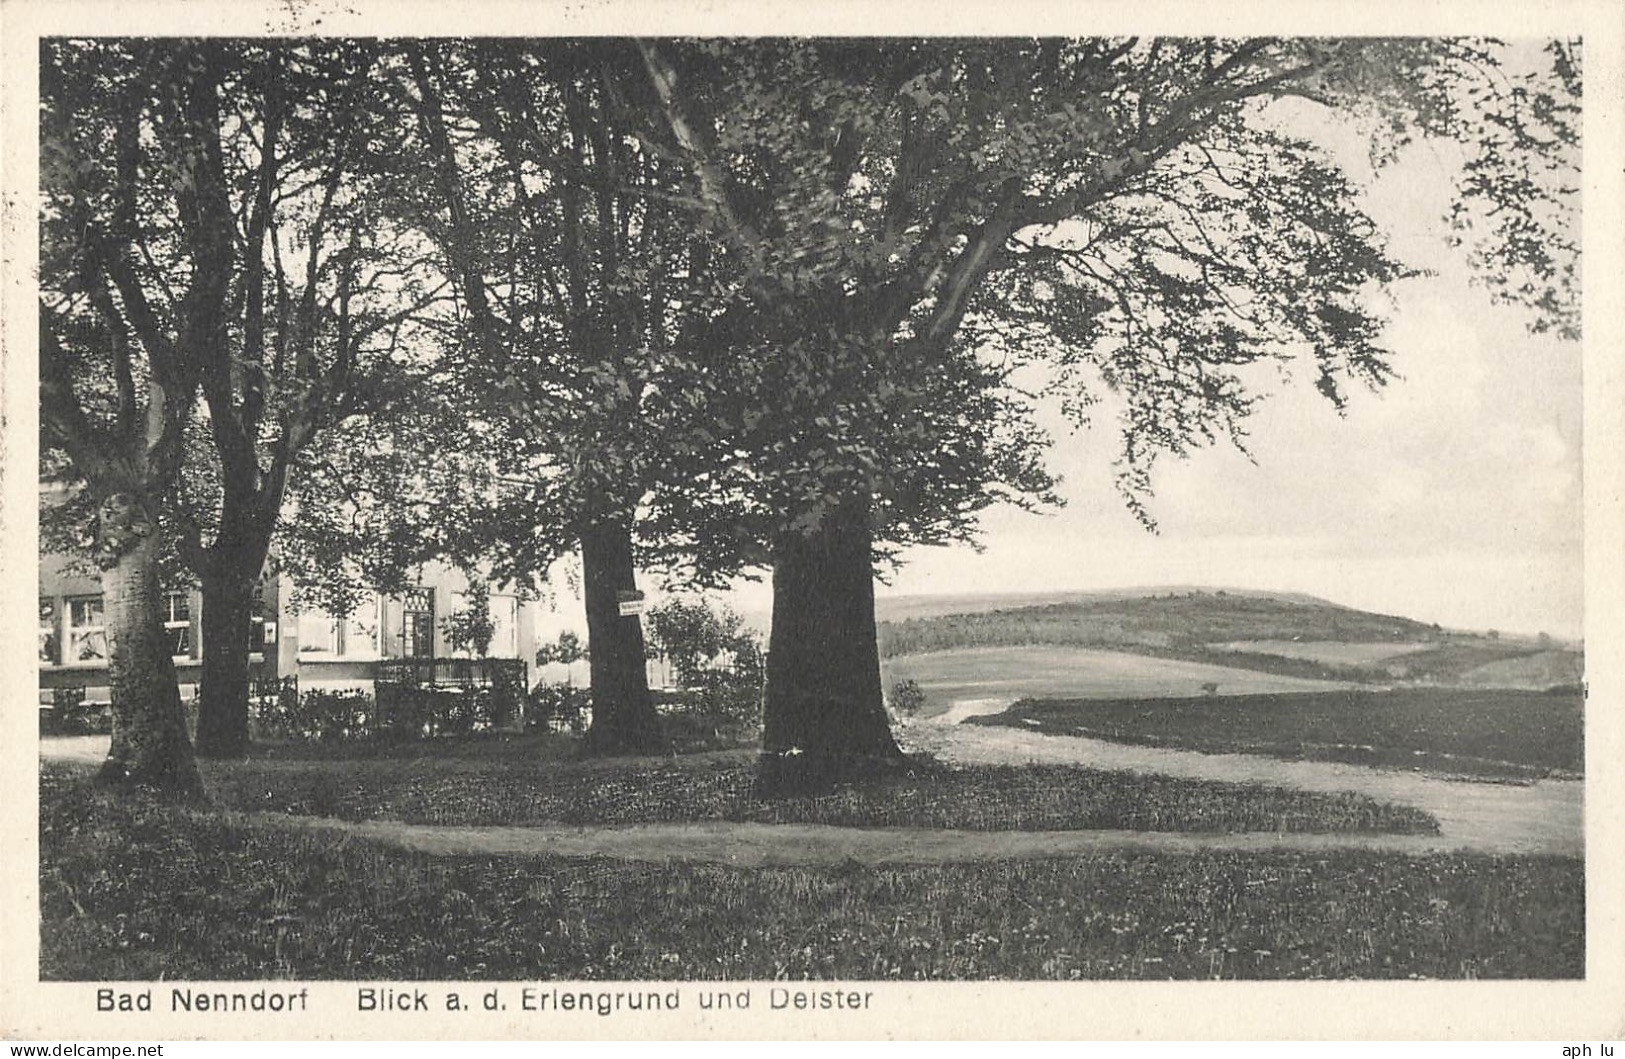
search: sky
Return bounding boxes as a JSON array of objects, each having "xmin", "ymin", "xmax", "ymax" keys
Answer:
[{"xmin": 862, "ymin": 120, "xmax": 1586, "ymax": 639}]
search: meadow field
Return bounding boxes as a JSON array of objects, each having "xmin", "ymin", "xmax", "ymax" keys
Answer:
[
  {"xmin": 881, "ymin": 645, "xmax": 1350, "ymax": 714},
  {"xmin": 1209, "ymin": 641, "xmax": 1436, "ymax": 665},
  {"xmin": 969, "ymin": 687, "xmax": 1582, "ymax": 780}
]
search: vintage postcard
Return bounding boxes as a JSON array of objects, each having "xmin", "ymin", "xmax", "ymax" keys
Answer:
[{"xmin": 2, "ymin": 0, "xmax": 1622, "ymax": 1043}]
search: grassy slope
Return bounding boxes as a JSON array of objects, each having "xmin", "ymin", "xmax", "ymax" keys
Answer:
[
  {"xmin": 972, "ymin": 688, "xmax": 1584, "ymax": 778},
  {"xmin": 40, "ymin": 776, "xmax": 1582, "ymax": 981},
  {"xmin": 1210, "ymin": 641, "xmax": 1437, "ymax": 665},
  {"xmin": 179, "ymin": 751, "xmax": 1437, "ymax": 835},
  {"xmin": 1456, "ymin": 649, "xmax": 1586, "ymax": 689}
]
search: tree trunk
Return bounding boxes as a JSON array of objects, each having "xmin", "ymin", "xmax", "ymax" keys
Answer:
[
  {"xmin": 194, "ymin": 529, "xmax": 268, "ymax": 758},
  {"xmin": 579, "ymin": 518, "xmax": 666, "ymax": 755},
  {"xmin": 758, "ymin": 491, "xmax": 904, "ymax": 795},
  {"xmin": 97, "ymin": 501, "xmax": 203, "ymax": 799}
]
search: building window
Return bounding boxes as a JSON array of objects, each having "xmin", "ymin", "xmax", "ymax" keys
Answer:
[
  {"xmin": 296, "ymin": 597, "xmax": 380, "ymax": 657},
  {"xmin": 250, "ymin": 591, "xmax": 267, "ymax": 652},
  {"xmin": 39, "ymin": 599, "xmax": 59, "ymax": 664},
  {"xmin": 297, "ymin": 607, "xmax": 339, "ymax": 655},
  {"xmin": 165, "ymin": 591, "xmax": 193, "ymax": 659},
  {"xmin": 342, "ymin": 597, "xmax": 380, "ymax": 658},
  {"xmin": 489, "ymin": 594, "xmax": 519, "ymax": 658},
  {"xmin": 66, "ymin": 597, "xmax": 107, "ymax": 662}
]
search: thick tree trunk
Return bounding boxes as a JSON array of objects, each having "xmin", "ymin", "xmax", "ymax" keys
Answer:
[
  {"xmin": 579, "ymin": 518, "xmax": 666, "ymax": 755},
  {"xmin": 97, "ymin": 503, "xmax": 203, "ymax": 799},
  {"xmin": 758, "ymin": 492, "xmax": 904, "ymax": 795},
  {"xmin": 194, "ymin": 532, "xmax": 267, "ymax": 758}
]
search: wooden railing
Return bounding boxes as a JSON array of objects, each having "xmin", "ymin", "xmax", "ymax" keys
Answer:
[{"xmin": 374, "ymin": 657, "xmax": 527, "ymax": 690}]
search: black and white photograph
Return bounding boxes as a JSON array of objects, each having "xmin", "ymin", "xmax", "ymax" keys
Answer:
[{"xmin": 3, "ymin": 0, "xmax": 1622, "ymax": 1043}]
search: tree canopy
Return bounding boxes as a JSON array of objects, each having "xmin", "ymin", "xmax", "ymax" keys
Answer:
[{"xmin": 635, "ymin": 37, "xmax": 1578, "ymax": 536}]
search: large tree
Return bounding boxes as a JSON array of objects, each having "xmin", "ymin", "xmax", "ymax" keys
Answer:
[
  {"xmin": 38, "ymin": 40, "xmax": 234, "ymax": 796},
  {"xmin": 387, "ymin": 39, "xmax": 752, "ymax": 753},
  {"xmin": 633, "ymin": 38, "xmax": 1580, "ymax": 790},
  {"xmin": 174, "ymin": 40, "xmax": 444, "ymax": 758},
  {"xmin": 42, "ymin": 39, "xmax": 447, "ymax": 765}
]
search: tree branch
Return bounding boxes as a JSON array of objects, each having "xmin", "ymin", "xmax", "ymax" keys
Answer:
[{"xmin": 39, "ymin": 306, "xmax": 123, "ymax": 491}]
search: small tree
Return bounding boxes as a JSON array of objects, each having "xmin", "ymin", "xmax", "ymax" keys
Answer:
[
  {"xmin": 536, "ymin": 630, "xmax": 589, "ymax": 681},
  {"xmin": 441, "ymin": 578, "xmax": 496, "ymax": 659},
  {"xmin": 646, "ymin": 597, "xmax": 758, "ymax": 688}
]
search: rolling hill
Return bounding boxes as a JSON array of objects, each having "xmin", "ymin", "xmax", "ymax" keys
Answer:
[{"xmin": 876, "ymin": 588, "xmax": 1582, "ymax": 691}]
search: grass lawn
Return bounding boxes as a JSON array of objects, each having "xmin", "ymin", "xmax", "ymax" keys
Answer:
[
  {"xmin": 971, "ymin": 688, "xmax": 1583, "ymax": 780},
  {"xmin": 186, "ymin": 745, "xmax": 1438, "ymax": 835},
  {"xmin": 38, "ymin": 774, "xmax": 1581, "ymax": 981}
]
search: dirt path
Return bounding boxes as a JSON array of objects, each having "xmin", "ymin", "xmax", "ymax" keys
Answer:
[{"xmin": 258, "ymin": 813, "xmax": 1505, "ymax": 867}]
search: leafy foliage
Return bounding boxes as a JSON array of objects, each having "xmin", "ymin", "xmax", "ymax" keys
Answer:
[
  {"xmin": 535, "ymin": 629, "xmax": 589, "ymax": 668},
  {"xmin": 357, "ymin": 41, "xmax": 740, "ymax": 588},
  {"xmin": 374, "ymin": 684, "xmax": 509, "ymax": 740},
  {"xmin": 254, "ymin": 687, "xmax": 374, "ymax": 743},
  {"xmin": 656, "ymin": 670, "xmax": 766, "ymax": 752},
  {"xmin": 252, "ymin": 681, "xmax": 521, "ymax": 743}
]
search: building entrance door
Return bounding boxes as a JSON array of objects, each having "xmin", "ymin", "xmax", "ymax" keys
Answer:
[{"xmin": 401, "ymin": 589, "xmax": 434, "ymax": 661}]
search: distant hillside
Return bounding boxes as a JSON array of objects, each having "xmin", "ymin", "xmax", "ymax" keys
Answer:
[
  {"xmin": 873, "ymin": 586, "xmax": 1340, "ymax": 624},
  {"xmin": 878, "ymin": 589, "xmax": 1436, "ymax": 656},
  {"xmin": 875, "ymin": 588, "xmax": 1582, "ymax": 690}
]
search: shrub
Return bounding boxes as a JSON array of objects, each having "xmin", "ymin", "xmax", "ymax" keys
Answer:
[
  {"xmin": 525, "ymin": 682, "xmax": 591, "ymax": 735},
  {"xmin": 249, "ymin": 678, "xmax": 301, "ymax": 738},
  {"xmin": 535, "ymin": 630, "xmax": 587, "ymax": 668},
  {"xmin": 656, "ymin": 669, "xmax": 762, "ymax": 750},
  {"xmin": 253, "ymin": 677, "xmax": 523, "ymax": 744},
  {"xmin": 42, "ymin": 686, "xmax": 109, "ymax": 736},
  {"xmin": 486, "ymin": 660, "xmax": 527, "ymax": 729},
  {"xmin": 690, "ymin": 669, "xmax": 761, "ymax": 724},
  {"xmin": 255, "ymin": 687, "xmax": 373, "ymax": 742},
  {"xmin": 888, "ymin": 679, "xmax": 927, "ymax": 716},
  {"xmin": 646, "ymin": 597, "xmax": 763, "ymax": 688},
  {"xmin": 376, "ymin": 683, "xmax": 506, "ymax": 739}
]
